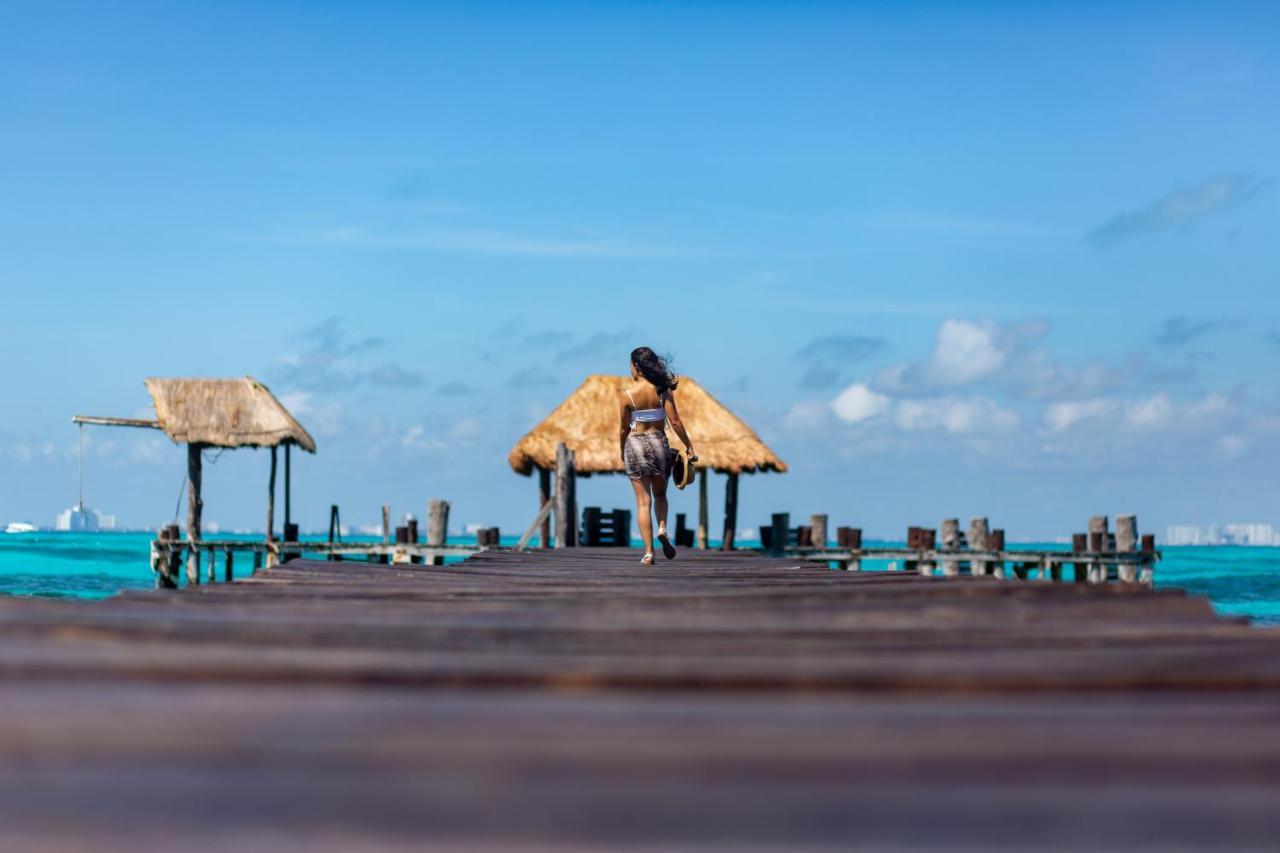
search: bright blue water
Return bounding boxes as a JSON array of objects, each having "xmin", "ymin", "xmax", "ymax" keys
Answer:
[{"xmin": 1, "ymin": 533, "xmax": 1277, "ymax": 626}]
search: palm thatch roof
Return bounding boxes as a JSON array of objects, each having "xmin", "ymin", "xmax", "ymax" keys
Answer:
[
  {"xmin": 145, "ymin": 377, "xmax": 317, "ymax": 453},
  {"xmin": 509, "ymin": 375, "xmax": 786, "ymax": 476}
]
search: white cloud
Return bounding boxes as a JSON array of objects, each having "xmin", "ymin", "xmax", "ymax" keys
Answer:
[
  {"xmin": 894, "ymin": 397, "xmax": 1019, "ymax": 434},
  {"xmin": 785, "ymin": 400, "xmax": 834, "ymax": 431},
  {"xmin": 877, "ymin": 318, "xmax": 1052, "ymax": 393},
  {"xmin": 1044, "ymin": 399, "xmax": 1117, "ymax": 432},
  {"xmin": 1125, "ymin": 394, "xmax": 1174, "ymax": 430},
  {"xmin": 924, "ymin": 319, "xmax": 1007, "ymax": 385},
  {"xmin": 831, "ymin": 383, "xmax": 890, "ymax": 424}
]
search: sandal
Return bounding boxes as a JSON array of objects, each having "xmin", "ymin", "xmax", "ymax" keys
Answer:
[
  {"xmin": 657, "ymin": 532, "xmax": 676, "ymax": 560},
  {"xmin": 640, "ymin": 552, "xmax": 655, "ymax": 565}
]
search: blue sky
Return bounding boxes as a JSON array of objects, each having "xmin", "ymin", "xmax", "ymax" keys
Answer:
[{"xmin": 1, "ymin": 1, "xmax": 1277, "ymax": 539}]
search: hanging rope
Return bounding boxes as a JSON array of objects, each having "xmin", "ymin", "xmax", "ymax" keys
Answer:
[{"xmin": 171, "ymin": 473, "xmax": 188, "ymax": 524}]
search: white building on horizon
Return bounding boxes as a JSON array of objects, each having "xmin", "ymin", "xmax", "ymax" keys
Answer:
[
  {"xmin": 1165, "ymin": 523, "xmax": 1280, "ymax": 546},
  {"xmin": 55, "ymin": 505, "xmax": 116, "ymax": 532}
]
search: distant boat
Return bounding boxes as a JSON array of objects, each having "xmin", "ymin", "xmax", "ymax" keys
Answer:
[{"xmin": 4, "ymin": 522, "xmax": 36, "ymax": 534}]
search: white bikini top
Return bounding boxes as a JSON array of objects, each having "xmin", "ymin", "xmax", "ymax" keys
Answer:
[{"xmin": 626, "ymin": 388, "xmax": 667, "ymax": 429}]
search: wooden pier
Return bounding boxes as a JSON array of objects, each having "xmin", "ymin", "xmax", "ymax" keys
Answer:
[{"xmin": 1, "ymin": 547, "xmax": 1278, "ymax": 850}]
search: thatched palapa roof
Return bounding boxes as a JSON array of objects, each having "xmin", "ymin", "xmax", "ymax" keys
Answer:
[
  {"xmin": 145, "ymin": 377, "xmax": 317, "ymax": 453},
  {"xmin": 508, "ymin": 375, "xmax": 786, "ymax": 476}
]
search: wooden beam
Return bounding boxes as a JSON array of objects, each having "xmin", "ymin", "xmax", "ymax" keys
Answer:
[
  {"xmin": 517, "ymin": 499, "xmax": 556, "ymax": 551},
  {"xmin": 71, "ymin": 415, "xmax": 162, "ymax": 429}
]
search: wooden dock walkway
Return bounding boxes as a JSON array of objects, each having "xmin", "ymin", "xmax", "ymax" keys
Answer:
[{"xmin": 1, "ymin": 548, "xmax": 1278, "ymax": 850}]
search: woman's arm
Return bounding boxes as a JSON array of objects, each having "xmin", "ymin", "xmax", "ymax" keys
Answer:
[
  {"xmin": 664, "ymin": 391, "xmax": 696, "ymax": 460},
  {"xmin": 618, "ymin": 392, "xmax": 632, "ymax": 458}
]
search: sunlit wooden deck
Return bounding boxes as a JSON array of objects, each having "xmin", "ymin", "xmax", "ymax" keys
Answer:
[{"xmin": 0, "ymin": 548, "xmax": 1277, "ymax": 850}]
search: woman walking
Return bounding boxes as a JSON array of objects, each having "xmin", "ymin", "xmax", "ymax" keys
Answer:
[{"xmin": 619, "ymin": 347, "xmax": 696, "ymax": 565}]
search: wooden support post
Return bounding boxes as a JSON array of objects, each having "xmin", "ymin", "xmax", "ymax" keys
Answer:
[
  {"xmin": 224, "ymin": 550, "xmax": 234, "ymax": 583},
  {"xmin": 904, "ymin": 527, "xmax": 920, "ymax": 574},
  {"xmin": 265, "ymin": 446, "xmax": 277, "ymax": 567},
  {"xmin": 1072, "ymin": 533, "xmax": 1088, "ymax": 583},
  {"xmin": 381, "ymin": 505, "xmax": 390, "ymax": 544},
  {"xmin": 538, "ymin": 468, "xmax": 552, "ymax": 549},
  {"xmin": 284, "ymin": 443, "xmax": 292, "ymax": 532},
  {"xmin": 163, "ymin": 523, "xmax": 181, "ymax": 585},
  {"xmin": 940, "ymin": 518, "xmax": 961, "ymax": 577},
  {"xmin": 810, "ymin": 514, "xmax": 828, "ymax": 549},
  {"xmin": 990, "ymin": 529, "xmax": 1008, "ymax": 579},
  {"xmin": 187, "ymin": 443, "xmax": 203, "ymax": 585},
  {"xmin": 153, "ymin": 527, "xmax": 177, "ymax": 589},
  {"xmin": 207, "ymin": 547, "xmax": 216, "ymax": 584},
  {"xmin": 582, "ymin": 507, "xmax": 601, "ymax": 547},
  {"xmin": 1116, "ymin": 514, "xmax": 1139, "ymax": 583},
  {"xmin": 283, "ymin": 522, "xmax": 300, "ymax": 563},
  {"xmin": 769, "ymin": 513, "xmax": 790, "ymax": 555},
  {"xmin": 968, "ymin": 517, "xmax": 990, "ymax": 578},
  {"xmin": 427, "ymin": 499, "xmax": 450, "ymax": 565},
  {"xmin": 721, "ymin": 472, "xmax": 739, "ymax": 551},
  {"xmin": 1088, "ymin": 515, "xmax": 1109, "ymax": 584},
  {"xmin": 554, "ymin": 443, "xmax": 577, "ymax": 548},
  {"xmin": 837, "ymin": 527, "xmax": 862, "ymax": 571},
  {"xmin": 407, "ymin": 517, "xmax": 421, "ymax": 564},
  {"xmin": 918, "ymin": 528, "xmax": 936, "ymax": 576},
  {"xmin": 328, "ymin": 504, "xmax": 342, "ymax": 562},
  {"xmin": 696, "ymin": 467, "xmax": 709, "ymax": 549},
  {"xmin": 1140, "ymin": 533, "xmax": 1156, "ymax": 586}
]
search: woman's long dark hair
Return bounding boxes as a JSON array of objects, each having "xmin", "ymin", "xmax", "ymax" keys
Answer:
[{"xmin": 631, "ymin": 346, "xmax": 678, "ymax": 393}]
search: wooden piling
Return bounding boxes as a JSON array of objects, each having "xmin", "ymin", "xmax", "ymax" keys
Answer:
[
  {"xmin": 554, "ymin": 443, "xmax": 577, "ymax": 549},
  {"xmin": 721, "ymin": 472, "xmax": 739, "ymax": 551},
  {"xmin": 1088, "ymin": 516, "xmax": 1109, "ymax": 584},
  {"xmin": 187, "ymin": 443, "xmax": 203, "ymax": 585},
  {"xmin": 940, "ymin": 518, "xmax": 961, "ymax": 577},
  {"xmin": 224, "ymin": 550, "xmax": 234, "ymax": 583},
  {"xmin": 538, "ymin": 468, "xmax": 552, "ymax": 548},
  {"xmin": 207, "ymin": 548, "xmax": 216, "ymax": 583},
  {"xmin": 904, "ymin": 527, "xmax": 920, "ymax": 574},
  {"xmin": 968, "ymin": 518, "xmax": 990, "ymax": 577},
  {"xmin": 696, "ymin": 467, "xmax": 709, "ymax": 549},
  {"xmin": 381, "ymin": 505, "xmax": 390, "ymax": 545},
  {"xmin": 918, "ymin": 528, "xmax": 937, "ymax": 577},
  {"xmin": 1072, "ymin": 533, "xmax": 1088, "ymax": 583},
  {"xmin": 1140, "ymin": 533, "xmax": 1156, "ymax": 585},
  {"xmin": 283, "ymin": 522, "xmax": 300, "ymax": 563},
  {"xmin": 153, "ymin": 526, "xmax": 177, "ymax": 589},
  {"xmin": 769, "ymin": 513, "xmax": 790, "ymax": 555},
  {"xmin": 989, "ymin": 529, "xmax": 1012, "ymax": 580},
  {"xmin": 427, "ymin": 499, "xmax": 450, "ymax": 565},
  {"xmin": 1116, "ymin": 515, "xmax": 1139, "ymax": 583},
  {"xmin": 810, "ymin": 514, "xmax": 828, "ymax": 549},
  {"xmin": 836, "ymin": 527, "xmax": 862, "ymax": 571}
]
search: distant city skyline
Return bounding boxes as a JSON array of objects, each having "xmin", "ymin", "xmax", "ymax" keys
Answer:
[
  {"xmin": 2, "ymin": 2, "xmax": 1277, "ymax": 539},
  {"xmin": 1166, "ymin": 523, "xmax": 1280, "ymax": 547}
]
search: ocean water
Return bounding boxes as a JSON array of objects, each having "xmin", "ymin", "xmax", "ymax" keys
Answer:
[{"xmin": 1, "ymin": 532, "xmax": 1277, "ymax": 626}]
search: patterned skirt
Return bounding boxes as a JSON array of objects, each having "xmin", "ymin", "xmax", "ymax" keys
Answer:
[{"xmin": 624, "ymin": 431, "xmax": 673, "ymax": 480}]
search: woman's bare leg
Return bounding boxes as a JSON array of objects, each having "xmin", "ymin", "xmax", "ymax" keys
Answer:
[
  {"xmin": 649, "ymin": 475, "xmax": 670, "ymax": 537},
  {"xmin": 649, "ymin": 474, "xmax": 677, "ymax": 559},
  {"xmin": 630, "ymin": 477, "xmax": 654, "ymax": 557}
]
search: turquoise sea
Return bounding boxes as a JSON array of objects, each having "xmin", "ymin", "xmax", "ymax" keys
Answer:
[{"xmin": 1, "ymin": 532, "xmax": 1277, "ymax": 626}]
